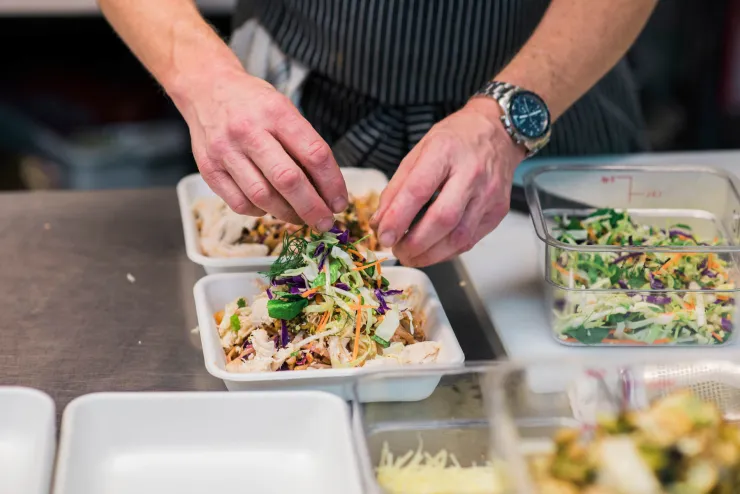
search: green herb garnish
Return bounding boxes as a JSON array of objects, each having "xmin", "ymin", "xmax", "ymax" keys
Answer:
[
  {"xmin": 230, "ymin": 314, "xmax": 241, "ymax": 332},
  {"xmin": 237, "ymin": 298, "xmax": 246, "ymax": 308},
  {"xmin": 371, "ymin": 334, "xmax": 390, "ymax": 348},
  {"xmin": 267, "ymin": 297, "xmax": 308, "ymax": 320},
  {"xmin": 260, "ymin": 228, "xmax": 308, "ymax": 280}
]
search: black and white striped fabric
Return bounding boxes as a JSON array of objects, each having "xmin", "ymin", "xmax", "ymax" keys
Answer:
[{"xmin": 235, "ymin": 0, "xmax": 647, "ymax": 174}]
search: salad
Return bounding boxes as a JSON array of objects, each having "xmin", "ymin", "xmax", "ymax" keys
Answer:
[
  {"xmin": 529, "ymin": 390, "xmax": 740, "ymax": 494},
  {"xmin": 214, "ymin": 226, "xmax": 440, "ymax": 372},
  {"xmin": 193, "ymin": 192, "xmax": 380, "ymax": 257},
  {"xmin": 551, "ymin": 209, "xmax": 736, "ymax": 345}
]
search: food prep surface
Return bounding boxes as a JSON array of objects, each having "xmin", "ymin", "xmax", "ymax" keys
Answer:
[{"xmin": 0, "ymin": 187, "xmax": 497, "ymax": 421}]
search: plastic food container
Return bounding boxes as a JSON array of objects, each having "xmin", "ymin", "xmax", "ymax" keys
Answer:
[
  {"xmin": 0, "ymin": 387, "xmax": 56, "ymax": 494},
  {"xmin": 350, "ymin": 363, "xmax": 518, "ymax": 494},
  {"xmin": 494, "ymin": 357, "xmax": 740, "ymax": 493},
  {"xmin": 193, "ymin": 268, "xmax": 465, "ymax": 400},
  {"xmin": 177, "ymin": 168, "xmax": 397, "ymax": 274},
  {"xmin": 524, "ymin": 164, "xmax": 740, "ymax": 347},
  {"xmin": 53, "ymin": 391, "xmax": 363, "ymax": 494}
]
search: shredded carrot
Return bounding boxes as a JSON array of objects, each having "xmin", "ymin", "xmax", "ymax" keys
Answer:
[
  {"xmin": 348, "ymin": 302, "xmax": 374, "ymax": 360},
  {"xmin": 602, "ymin": 339, "xmax": 647, "ymax": 345},
  {"xmin": 317, "ymin": 311, "xmax": 331, "ymax": 332},
  {"xmin": 314, "ymin": 294, "xmax": 323, "ymax": 303},
  {"xmin": 717, "ymin": 294, "xmax": 731, "ymax": 301},
  {"xmin": 551, "ymin": 261, "xmax": 587, "ymax": 282},
  {"xmin": 712, "ymin": 332, "xmax": 724, "ymax": 342},
  {"xmin": 376, "ymin": 259, "xmax": 383, "ymax": 288},
  {"xmin": 301, "ymin": 287, "xmax": 321, "ymax": 298},
  {"xmin": 656, "ymin": 254, "xmax": 683, "ymax": 274},
  {"xmin": 347, "ymin": 248, "xmax": 364, "ymax": 259},
  {"xmin": 652, "ymin": 338, "xmax": 672, "ymax": 344},
  {"xmin": 684, "ymin": 302, "xmax": 695, "ymax": 311},
  {"xmin": 353, "ymin": 258, "xmax": 388, "ymax": 272},
  {"xmin": 306, "ymin": 353, "xmax": 314, "ymax": 364},
  {"xmin": 587, "ymin": 228, "xmax": 596, "ymax": 241}
]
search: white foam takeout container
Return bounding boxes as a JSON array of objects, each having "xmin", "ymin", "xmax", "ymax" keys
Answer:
[
  {"xmin": 0, "ymin": 387, "xmax": 56, "ymax": 494},
  {"xmin": 193, "ymin": 267, "xmax": 466, "ymax": 401},
  {"xmin": 177, "ymin": 168, "xmax": 396, "ymax": 274},
  {"xmin": 52, "ymin": 391, "xmax": 363, "ymax": 494}
]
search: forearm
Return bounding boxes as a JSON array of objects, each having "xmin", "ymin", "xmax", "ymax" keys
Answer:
[
  {"xmin": 97, "ymin": 0, "xmax": 243, "ymax": 110},
  {"xmin": 495, "ymin": 0, "xmax": 657, "ymax": 120}
]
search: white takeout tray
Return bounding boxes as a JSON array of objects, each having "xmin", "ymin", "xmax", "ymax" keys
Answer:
[
  {"xmin": 0, "ymin": 387, "xmax": 56, "ymax": 494},
  {"xmin": 53, "ymin": 391, "xmax": 363, "ymax": 494},
  {"xmin": 193, "ymin": 267, "xmax": 466, "ymax": 400},
  {"xmin": 177, "ymin": 168, "xmax": 396, "ymax": 274}
]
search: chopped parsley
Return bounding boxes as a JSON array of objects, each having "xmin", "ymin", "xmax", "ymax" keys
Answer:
[
  {"xmin": 230, "ymin": 314, "xmax": 241, "ymax": 332},
  {"xmin": 237, "ymin": 298, "xmax": 246, "ymax": 308}
]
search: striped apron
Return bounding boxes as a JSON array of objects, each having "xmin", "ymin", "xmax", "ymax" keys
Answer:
[{"xmin": 231, "ymin": 0, "xmax": 647, "ymax": 175}]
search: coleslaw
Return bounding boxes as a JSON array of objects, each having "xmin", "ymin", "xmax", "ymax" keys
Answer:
[
  {"xmin": 551, "ymin": 209, "xmax": 736, "ymax": 345},
  {"xmin": 214, "ymin": 226, "xmax": 440, "ymax": 372}
]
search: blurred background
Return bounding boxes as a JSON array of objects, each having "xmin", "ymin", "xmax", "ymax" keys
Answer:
[{"xmin": 0, "ymin": 0, "xmax": 735, "ymax": 191}]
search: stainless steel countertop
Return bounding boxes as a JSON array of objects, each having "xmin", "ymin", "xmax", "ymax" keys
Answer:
[{"xmin": 0, "ymin": 188, "xmax": 500, "ymax": 421}]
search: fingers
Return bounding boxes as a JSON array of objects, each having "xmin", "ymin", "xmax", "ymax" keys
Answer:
[
  {"xmin": 240, "ymin": 131, "xmax": 336, "ymax": 231},
  {"xmin": 403, "ymin": 200, "xmax": 508, "ymax": 267},
  {"xmin": 370, "ymin": 143, "xmax": 424, "ymax": 231},
  {"xmin": 222, "ymin": 151, "xmax": 302, "ymax": 224},
  {"xmin": 392, "ymin": 174, "xmax": 473, "ymax": 262},
  {"xmin": 375, "ymin": 144, "xmax": 450, "ymax": 248},
  {"xmin": 272, "ymin": 105, "xmax": 348, "ymax": 213}
]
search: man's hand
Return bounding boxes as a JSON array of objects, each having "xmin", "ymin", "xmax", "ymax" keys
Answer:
[
  {"xmin": 181, "ymin": 68, "xmax": 348, "ymax": 230},
  {"xmin": 371, "ymin": 98, "xmax": 524, "ymax": 267},
  {"xmin": 96, "ymin": 0, "xmax": 348, "ymax": 231}
]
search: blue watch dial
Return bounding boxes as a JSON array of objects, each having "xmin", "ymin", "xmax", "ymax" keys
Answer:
[{"xmin": 508, "ymin": 91, "xmax": 550, "ymax": 139}]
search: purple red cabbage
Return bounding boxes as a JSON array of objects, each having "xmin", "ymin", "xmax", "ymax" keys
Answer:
[
  {"xmin": 617, "ymin": 280, "xmax": 629, "ymax": 290},
  {"xmin": 648, "ymin": 272, "xmax": 665, "ymax": 290},
  {"xmin": 702, "ymin": 268, "xmax": 717, "ymax": 278},
  {"xmin": 313, "ymin": 242, "xmax": 325, "ymax": 258},
  {"xmin": 337, "ymin": 229, "xmax": 350, "ymax": 244},
  {"xmin": 645, "ymin": 295, "xmax": 672, "ymax": 305},
  {"xmin": 289, "ymin": 286, "xmax": 304, "ymax": 294},
  {"xmin": 719, "ymin": 298, "xmax": 736, "ymax": 305},
  {"xmin": 698, "ymin": 258, "xmax": 708, "ymax": 270},
  {"xmin": 334, "ymin": 282, "xmax": 351, "ymax": 291},
  {"xmin": 329, "ymin": 225, "xmax": 342, "ymax": 234},
  {"xmin": 295, "ymin": 354, "xmax": 307, "ymax": 366},
  {"xmin": 381, "ymin": 289, "xmax": 403, "ymax": 296},
  {"xmin": 273, "ymin": 276, "xmax": 306, "ymax": 288},
  {"xmin": 554, "ymin": 299, "xmax": 566, "ymax": 311},
  {"xmin": 721, "ymin": 318, "xmax": 734, "ymax": 332},
  {"xmin": 612, "ymin": 252, "xmax": 642, "ymax": 264},
  {"xmin": 374, "ymin": 289, "xmax": 390, "ymax": 314},
  {"xmin": 669, "ymin": 229, "xmax": 696, "ymax": 241},
  {"xmin": 318, "ymin": 251, "xmax": 330, "ymax": 270},
  {"xmin": 266, "ymin": 288, "xmax": 273, "ymax": 300},
  {"xmin": 280, "ymin": 320, "xmax": 289, "ymax": 347}
]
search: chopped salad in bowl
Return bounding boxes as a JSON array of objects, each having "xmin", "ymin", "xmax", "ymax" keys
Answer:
[
  {"xmin": 214, "ymin": 226, "xmax": 441, "ymax": 373},
  {"xmin": 193, "ymin": 192, "xmax": 380, "ymax": 258},
  {"xmin": 529, "ymin": 390, "xmax": 740, "ymax": 493},
  {"xmin": 549, "ymin": 209, "xmax": 737, "ymax": 346}
]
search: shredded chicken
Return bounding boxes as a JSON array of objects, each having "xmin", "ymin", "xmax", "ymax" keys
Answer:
[{"xmin": 193, "ymin": 192, "xmax": 381, "ymax": 257}]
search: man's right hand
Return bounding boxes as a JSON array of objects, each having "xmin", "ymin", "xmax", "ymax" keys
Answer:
[
  {"xmin": 178, "ymin": 68, "xmax": 348, "ymax": 231},
  {"xmin": 97, "ymin": 0, "xmax": 347, "ymax": 230}
]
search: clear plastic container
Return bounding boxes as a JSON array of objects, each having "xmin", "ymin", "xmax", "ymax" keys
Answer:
[
  {"xmin": 524, "ymin": 164, "xmax": 740, "ymax": 346},
  {"xmin": 495, "ymin": 357, "xmax": 740, "ymax": 493},
  {"xmin": 350, "ymin": 363, "xmax": 520, "ymax": 494}
]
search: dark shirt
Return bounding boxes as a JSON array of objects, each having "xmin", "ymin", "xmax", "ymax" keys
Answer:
[{"xmin": 235, "ymin": 0, "xmax": 647, "ymax": 173}]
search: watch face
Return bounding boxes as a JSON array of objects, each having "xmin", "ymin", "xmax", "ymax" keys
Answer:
[{"xmin": 508, "ymin": 91, "xmax": 550, "ymax": 139}]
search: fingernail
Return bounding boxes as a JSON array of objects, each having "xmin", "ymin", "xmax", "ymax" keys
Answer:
[
  {"xmin": 369, "ymin": 212, "xmax": 378, "ymax": 225},
  {"xmin": 317, "ymin": 217, "xmax": 334, "ymax": 232},
  {"xmin": 379, "ymin": 231, "xmax": 396, "ymax": 247},
  {"xmin": 331, "ymin": 197, "xmax": 348, "ymax": 213}
]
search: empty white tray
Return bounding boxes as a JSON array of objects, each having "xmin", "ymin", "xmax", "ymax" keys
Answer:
[
  {"xmin": 178, "ymin": 168, "xmax": 396, "ymax": 274},
  {"xmin": 53, "ymin": 391, "xmax": 363, "ymax": 494},
  {"xmin": 0, "ymin": 387, "xmax": 56, "ymax": 494},
  {"xmin": 193, "ymin": 268, "xmax": 466, "ymax": 400}
]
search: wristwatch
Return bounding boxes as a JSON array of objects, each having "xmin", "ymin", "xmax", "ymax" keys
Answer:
[{"xmin": 473, "ymin": 81, "xmax": 551, "ymax": 158}]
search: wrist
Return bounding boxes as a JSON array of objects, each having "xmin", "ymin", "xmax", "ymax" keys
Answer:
[{"xmin": 464, "ymin": 97, "xmax": 527, "ymax": 161}]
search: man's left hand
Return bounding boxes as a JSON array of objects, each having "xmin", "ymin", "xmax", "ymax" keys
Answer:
[{"xmin": 370, "ymin": 98, "xmax": 525, "ymax": 267}]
